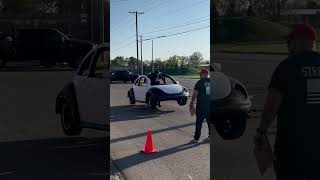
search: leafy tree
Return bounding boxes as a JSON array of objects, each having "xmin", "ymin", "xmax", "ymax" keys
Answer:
[
  {"xmin": 166, "ymin": 55, "xmax": 179, "ymax": 67},
  {"xmin": 217, "ymin": 0, "xmax": 249, "ymax": 16},
  {"xmin": 179, "ymin": 56, "xmax": 189, "ymax": 67},
  {"xmin": 189, "ymin": 52, "xmax": 204, "ymax": 66},
  {"xmin": 154, "ymin": 58, "xmax": 163, "ymax": 68},
  {"xmin": 305, "ymin": 0, "xmax": 320, "ymax": 9},
  {"xmin": 111, "ymin": 56, "xmax": 125, "ymax": 67}
]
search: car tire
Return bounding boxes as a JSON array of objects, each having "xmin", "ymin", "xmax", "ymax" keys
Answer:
[
  {"xmin": 177, "ymin": 98, "xmax": 187, "ymax": 106},
  {"xmin": 214, "ymin": 113, "xmax": 247, "ymax": 140},
  {"xmin": 147, "ymin": 94, "xmax": 157, "ymax": 109},
  {"xmin": 61, "ymin": 97, "xmax": 82, "ymax": 136},
  {"xmin": 129, "ymin": 90, "xmax": 136, "ymax": 104}
]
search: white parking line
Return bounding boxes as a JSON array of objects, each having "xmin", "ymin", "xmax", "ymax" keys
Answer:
[{"xmin": 187, "ymin": 173, "xmax": 193, "ymax": 180}]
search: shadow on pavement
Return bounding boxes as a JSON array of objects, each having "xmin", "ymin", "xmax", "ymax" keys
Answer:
[
  {"xmin": 111, "ymin": 122, "xmax": 195, "ymax": 143},
  {"xmin": 0, "ymin": 137, "xmax": 108, "ymax": 180},
  {"xmin": 110, "ymin": 105, "xmax": 174, "ymax": 122},
  {"xmin": 112, "ymin": 141, "xmax": 208, "ymax": 171}
]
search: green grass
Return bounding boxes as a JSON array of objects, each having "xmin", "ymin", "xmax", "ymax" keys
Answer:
[
  {"xmin": 216, "ymin": 42, "xmax": 320, "ymax": 54},
  {"xmin": 172, "ymin": 74, "xmax": 200, "ymax": 79},
  {"xmin": 218, "ymin": 43, "xmax": 288, "ymax": 54},
  {"xmin": 213, "ymin": 17, "xmax": 290, "ymax": 43}
]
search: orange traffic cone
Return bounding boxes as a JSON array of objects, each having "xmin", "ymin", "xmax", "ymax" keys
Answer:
[{"xmin": 142, "ymin": 129, "xmax": 157, "ymax": 154}]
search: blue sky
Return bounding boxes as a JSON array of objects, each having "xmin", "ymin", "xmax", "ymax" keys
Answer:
[{"xmin": 110, "ymin": 0, "xmax": 210, "ymax": 61}]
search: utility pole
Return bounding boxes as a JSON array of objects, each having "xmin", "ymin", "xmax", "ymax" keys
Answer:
[
  {"xmin": 129, "ymin": 11, "xmax": 144, "ymax": 74},
  {"xmin": 140, "ymin": 35, "xmax": 143, "ymax": 75},
  {"xmin": 152, "ymin": 40, "xmax": 154, "ymax": 73}
]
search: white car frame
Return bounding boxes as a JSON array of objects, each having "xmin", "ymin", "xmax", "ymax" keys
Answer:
[
  {"xmin": 55, "ymin": 43, "xmax": 109, "ymax": 136},
  {"xmin": 127, "ymin": 74, "xmax": 189, "ymax": 109}
]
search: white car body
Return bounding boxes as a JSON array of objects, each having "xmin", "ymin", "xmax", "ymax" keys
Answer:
[
  {"xmin": 132, "ymin": 75, "xmax": 185, "ymax": 101},
  {"xmin": 56, "ymin": 43, "xmax": 109, "ymax": 134},
  {"xmin": 128, "ymin": 74, "xmax": 189, "ymax": 108},
  {"xmin": 74, "ymin": 43, "xmax": 109, "ymax": 128}
]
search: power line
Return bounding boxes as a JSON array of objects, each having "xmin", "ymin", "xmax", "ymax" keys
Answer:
[
  {"xmin": 137, "ymin": 0, "xmax": 158, "ymax": 11},
  {"xmin": 143, "ymin": 0, "xmax": 172, "ymax": 14},
  {"xmin": 141, "ymin": 18, "xmax": 209, "ymax": 35},
  {"xmin": 156, "ymin": 0, "xmax": 209, "ymax": 19},
  {"xmin": 111, "ymin": 25, "xmax": 209, "ymax": 53},
  {"xmin": 110, "ymin": 0, "xmax": 129, "ymax": 3},
  {"xmin": 112, "ymin": 40, "xmax": 136, "ymax": 52},
  {"xmin": 111, "ymin": 0, "xmax": 147, "ymax": 31},
  {"xmin": 143, "ymin": 25, "xmax": 210, "ymax": 41},
  {"xmin": 112, "ymin": 15, "xmax": 209, "ymax": 46}
]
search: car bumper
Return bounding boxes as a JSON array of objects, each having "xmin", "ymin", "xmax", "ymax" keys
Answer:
[
  {"xmin": 212, "ymin": 97, "xmax": 253, "ymax": 116},
  {"xmin": 157, "ymin": 94, "xmax": 189, "ymax": 101}
]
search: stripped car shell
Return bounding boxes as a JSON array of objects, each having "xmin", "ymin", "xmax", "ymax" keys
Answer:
[{"xmin": 211, "ymin": 63, "xmax": 254, "ymax": 140}]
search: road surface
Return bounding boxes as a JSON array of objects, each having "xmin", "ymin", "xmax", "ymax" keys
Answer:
[
  {"xmin": 110, "ymin": 78, "xmax": 210, "ymax": 180},
  {"xmin": 0, "ymin": 68, "xmax": 108, "ymax": 180},
  {"xmin": 212, "ymin": 53, "xmax": 286, "ymax": 180}
]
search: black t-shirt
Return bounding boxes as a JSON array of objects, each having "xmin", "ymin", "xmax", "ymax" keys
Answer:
[
  {"xmin": 269, "ymin": 51, "xmax": 320, "ymax": 155},
  {"xmin": 194, "ymin": 78, "xmax": 210, "ymax": 114}
]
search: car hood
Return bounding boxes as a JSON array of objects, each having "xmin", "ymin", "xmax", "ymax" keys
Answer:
[
  {"xmin": 151, "ymin": 84, "xmax": 183, "ymax": 94},
  {"xmin": 211, "ymin": 71, "xmax": 232, "ymax": 100}
]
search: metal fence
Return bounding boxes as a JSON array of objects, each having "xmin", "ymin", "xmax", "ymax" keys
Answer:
[{"xmin": 111, "ymin": 66, "xmax": 201, "ymax": 75}]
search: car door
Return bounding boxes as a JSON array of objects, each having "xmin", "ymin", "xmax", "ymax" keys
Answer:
[
  {"xmin": 133, "ymin": 77, "xmax": 142, "ymax": 101},
  {"xmin": 133, "ymin": 76, "xmax": 149, "ymax": 102},
  {"xmin": 74, "ymin": 45, "xmax": 109, "ymax": 127}
]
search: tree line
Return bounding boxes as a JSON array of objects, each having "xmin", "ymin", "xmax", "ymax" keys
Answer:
[
  {"xmin": 0, "ymin": 0, "xmax": 88, "ymax": 16},
  {"xmin": 212, "ymin": 0, "xmax": 320, "ymax": 18},
  {"xmin": 111, "ymin": 51, "xmax": 209, "ymax": 69}
]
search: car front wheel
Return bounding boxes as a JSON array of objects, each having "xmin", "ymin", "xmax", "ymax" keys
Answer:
[
  {"xmin": 147, "ymin": 94, "xmax": 157, "ymax": 109},
  {"xmin": 177, "ymin": 98, "xmax": 187, "ymax": 106},
  {"xmin": 61, "ymin": 98, "xmax": 82, "ymax": 136},
  {"xmin": 214, "ymin": 113, "xmax": 247, "ymax": 140},
  {"xmin": 129, "ymin": 90, "xmax": 136, "ymax": 104}
]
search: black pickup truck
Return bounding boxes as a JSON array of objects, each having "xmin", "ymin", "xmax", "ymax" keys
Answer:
[{"xmin": 0, "ymin": 28, "xmax": 94, "ymax": 69}]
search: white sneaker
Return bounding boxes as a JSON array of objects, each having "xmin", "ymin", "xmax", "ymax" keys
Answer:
[{"xmin": 192, "ymin": 138, "xmax": 199, "ymax": 143}]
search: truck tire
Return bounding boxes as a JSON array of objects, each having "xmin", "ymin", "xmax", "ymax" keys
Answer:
[{"xmin": 61, "ymin": 97, "xmax": 82, "ymax": 136}]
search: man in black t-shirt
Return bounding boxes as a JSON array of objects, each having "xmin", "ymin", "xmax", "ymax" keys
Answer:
[
  {"xmin": 190, "ymin": 69, "xmax": 210, "ymax": 142},
  {"xmin": 254, "ymin": 24, "xmax": 320, "ymax": 179}
]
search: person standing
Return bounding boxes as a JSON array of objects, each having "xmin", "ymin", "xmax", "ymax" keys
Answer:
[
  {"xmin": 190, "ymin": 69, "xmax": 211, "ymax": 142},
  {"xmin": 254, "ymin": 24, "xmax": 320, "ymax": 179}
]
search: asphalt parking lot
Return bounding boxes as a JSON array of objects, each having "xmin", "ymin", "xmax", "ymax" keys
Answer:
[
  {"xmin": 110, "ymin": 78, "xmax": 210, "ymax": 180},
  {"xmin": 0, "ymin": 67, "xmax": 108, "ymax": 180}
]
